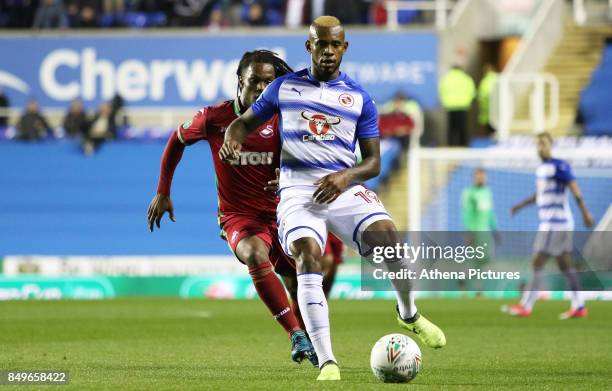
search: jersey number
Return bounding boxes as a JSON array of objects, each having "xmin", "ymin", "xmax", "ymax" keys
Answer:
[{"xmin": 354, "ymin": 190, "xmax": 381, "ymax": 205}]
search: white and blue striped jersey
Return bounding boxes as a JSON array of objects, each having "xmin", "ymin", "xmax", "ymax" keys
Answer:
[
  {"xmin": 250, "ymin": 68, "xmax": 379, "ymax": 189},
  {"xmin": 536, "ymin": 158, "xmax": 575, "ymax": 231}
]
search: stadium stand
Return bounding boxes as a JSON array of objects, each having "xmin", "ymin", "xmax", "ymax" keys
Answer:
[
  {"xmin": 0, "ymin": 0, "xmax": 427, "ymax": 29},
  {"xmin": 0, "ymin": 132, "xmax": 410, "ymax": 255},
  {"xmin": 0, "ymin": 141, "xmax": 225, "ymax": 255},
  {"xmin": 578, "ymin": 39, "xmax": 612, "ymax": 136}
]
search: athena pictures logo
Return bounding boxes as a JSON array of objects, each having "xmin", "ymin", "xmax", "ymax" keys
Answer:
[{"xmin": 300, "ymin": 111, "xmax": 340, "ymax": 142}]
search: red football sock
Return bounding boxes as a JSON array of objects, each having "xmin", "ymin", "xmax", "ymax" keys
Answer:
[{"xmin": 248, "ymin": 262, "xmax": 301, "ymax": 336}]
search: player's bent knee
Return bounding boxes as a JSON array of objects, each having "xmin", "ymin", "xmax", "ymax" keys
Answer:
[
  {"xmin": 363, "ymin": 221, "xmax": 400, "ymax": 250},
  {"xmin": 236, "ymin": 238, "xmax": 270, "ymax": 267},
  {"xmin": 290, "ymin": 237, "xmax": 322, "ymax": 273},
  {"xmin": 243, "ymin": 249, "xmax": 270, "ymax": 266},
  {"xmin": 365, "ymin": 219, "xmax": 397, "ymax": 233},
  {"xmin": 290, "ymin": 237, "xmax": 321, "ymax": 257}
]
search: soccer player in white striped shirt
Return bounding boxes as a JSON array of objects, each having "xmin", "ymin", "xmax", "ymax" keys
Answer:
[
  {"xmin": 504, "ymin": 132, "xmax": 594, "ymax": 319},
  {"xmin": 220, "ymin": 15, "xmax": 445, "ymax": 381}
]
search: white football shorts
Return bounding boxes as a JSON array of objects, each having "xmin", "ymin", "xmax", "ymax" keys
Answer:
[
  {"xmin": 533, "ymin": 230, "xmax": 573, "ymax": 256},
  {"xmin": 277, "ymin": 184, "xmax": 392, "ymax": 256}
]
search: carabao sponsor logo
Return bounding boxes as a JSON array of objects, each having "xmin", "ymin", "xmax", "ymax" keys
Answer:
[
  {"xmin": 301, "ymin": 111, "xmax": 340, "ymax": 141},
  {"xmin": 36, "ymin": 47, "xmax": 240, "ymax": 103}
]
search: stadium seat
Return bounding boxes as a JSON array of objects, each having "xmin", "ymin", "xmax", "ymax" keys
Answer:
[
  {"xmin": 0, "ymin": 141, "xmax": 225, "ymax": 255},
  {"xmin": 579, "ymin": 43, "xmax": 612, "ymax": 136},
  {"xmin": 364, "ymin": 138, "xmax": 402, "ymax": 191},
  {"xmin": 99, "ymin": 13, "xmax": 116, "ymax": 28}
]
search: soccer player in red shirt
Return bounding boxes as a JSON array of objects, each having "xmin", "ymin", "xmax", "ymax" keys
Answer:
[{"xmin": 147, "ymin": 50, "xmax": 317, "ymax": 366}]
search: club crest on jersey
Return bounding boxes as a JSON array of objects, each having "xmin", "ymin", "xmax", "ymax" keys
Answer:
[
  {"xmin": 259, "ymin": 124, "xmax": 274, "ymax": 138},
  {"xmin": 301, "ymin": 111, "xmax": 340, "ymax": 142},
  {"xmin": 338, "ymin": 93, "xmax": 354, "ymax": 107}
]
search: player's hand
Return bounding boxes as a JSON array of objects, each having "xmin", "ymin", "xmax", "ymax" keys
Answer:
[
  {"xmin": 219, "ymin": 139, "xmax": 242, "ymax": 163},
  {"xmin": 313, "ymin": 171, "xmax": 352, "ymax": 204},
  {"xmin": 147, "ymin": 193, "xmax": 175, "ymax": 232},
  {"xmin": 583, "ymin": 212, "xmax": 594, "ymax": 228},
  {"xmin": 264, "ymin": 168, "xmax": 281, "ymax": 193}
]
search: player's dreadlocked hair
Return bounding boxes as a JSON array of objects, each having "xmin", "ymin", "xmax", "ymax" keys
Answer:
[{"xmin": 236, "ymin": 50, "xmax": 294, "ymax": 79}]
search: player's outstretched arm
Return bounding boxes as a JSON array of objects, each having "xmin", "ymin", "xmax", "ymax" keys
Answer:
[
  {"xmin": 148, "ymin": 131, "xmax": 184, "ymax": 231},
  {"xmin": 568, "ymin": 181, "xmax": 594, "ymax": 227},
  {"xmin": 510, "ymin": 193, "xmax": 536, "ymax": 216},
  {"xmin": 313, "ymin": 137, "xmax": 381, "ymax": 204},
  {"xmin": 219, "ymin": 108, "xmax": 264, "ymax": 162}
]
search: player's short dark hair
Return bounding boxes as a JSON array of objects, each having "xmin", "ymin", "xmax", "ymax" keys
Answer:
[
  {"xmin": 536, "ymin": 131, "xmax": 553, "ymax": 143},
  {"xmin": 236, "ymin": 50, "xmax": 293, "ymax": 79}
]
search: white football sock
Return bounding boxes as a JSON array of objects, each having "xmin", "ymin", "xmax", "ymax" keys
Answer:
[
  {"xmin": 297, "ymin": 273, "xmax": 336, "ymax": 367},
  {"xmin": 384, "ymin": 259, "xmax": 417, "ymax": 318},
  {"xmin": 520, "ymin": 269, "xmax": 543, "ymax": 311}
]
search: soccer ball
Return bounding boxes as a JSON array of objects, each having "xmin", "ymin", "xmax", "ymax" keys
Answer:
[{"xmin": 370, "ymin": 333, "xmax": 422, "ymax": 383}]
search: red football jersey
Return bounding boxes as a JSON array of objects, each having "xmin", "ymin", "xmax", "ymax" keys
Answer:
[{"xmin": 178, "ymin": 100, "xmax": 280, "ymax": 217}]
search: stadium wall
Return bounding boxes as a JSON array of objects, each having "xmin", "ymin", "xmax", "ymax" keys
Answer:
[{"xmin": 0, "ymin": 30, "xmax": 439, "ymax": 111}]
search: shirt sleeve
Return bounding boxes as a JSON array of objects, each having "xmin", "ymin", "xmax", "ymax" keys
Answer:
[
  {"xmin": 251, "ymin": 77, "xmax": 283, "ymax": 121},
  {"xmin": 554, "ymin": 160, "xmax": 575, "ymax": 183},
  {"xmin": 177, "ymin": 108, "xmax": 208, "ymax": 145},
  {"xmin": 356, "ymin": 94, "xmax": 380, "ymax": 139}
]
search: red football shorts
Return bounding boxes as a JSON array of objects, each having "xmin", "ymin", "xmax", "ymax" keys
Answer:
[{"xmin": 219, "ymin": 213, "xmax": 296, "ymax": 276}]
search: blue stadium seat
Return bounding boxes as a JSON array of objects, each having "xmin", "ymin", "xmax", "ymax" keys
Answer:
[
  {"xmin": 99, "ymin": 13, "xmax": 116, "ymax": 27},
  {"xmin": 0, "ymin": 141, "xmax": 227, "ymax": 255},
  {"xmin": 364, "ymin": 138, "xmax": 403, "ymax": 191},
  {"xmin": 579, "ymin": 43, "xmax": 612, "ymax": 136}
]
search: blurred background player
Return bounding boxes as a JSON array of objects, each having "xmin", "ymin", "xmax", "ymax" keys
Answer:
[
  {"xmin": 460, "ymin": 168, "xmax": 498, "ymax": 292},
  {"xmin": 503, "ymin": 132, "xmax": 594, "ymax": 319},
  {"xmin": 147, "ymin": 50, "xmax": 317, "ymax": 366}
]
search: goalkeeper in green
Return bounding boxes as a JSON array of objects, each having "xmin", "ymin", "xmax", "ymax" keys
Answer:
[{"xmin": 461, "ymin": 168, "xmax": 498, "ymax": 274}]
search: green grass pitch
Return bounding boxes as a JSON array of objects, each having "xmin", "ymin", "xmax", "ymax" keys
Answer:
[{"xmin": 1, "ymin": 299, "xmax": 611, "ymax": 390}]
